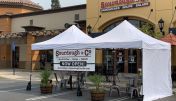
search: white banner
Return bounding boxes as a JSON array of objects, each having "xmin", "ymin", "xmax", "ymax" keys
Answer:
[{"xmin": 53, "ymin": 49, "xmax": 95, "ymax": 71}]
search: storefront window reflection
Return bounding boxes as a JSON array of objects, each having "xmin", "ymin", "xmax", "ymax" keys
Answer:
[
  {"xmin": 103, "ymin": 49, "xmax": 138, "ymax": 74},
  {"xmin": 40, "ymin": 50, "xmax": 53, "ymax": 69}
]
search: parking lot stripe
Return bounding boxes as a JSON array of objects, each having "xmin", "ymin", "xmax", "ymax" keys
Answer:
[{"xmin": 25, "ymin": 91, "xmax": 75, "ymax": 101}]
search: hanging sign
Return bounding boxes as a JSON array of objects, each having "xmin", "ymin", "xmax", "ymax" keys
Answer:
[
  {"xmin": 100, "ymin": 0, "xmax": 150, "ymax": 12},
  {"xmin": 53, "ymin": 48, "xmax": 95, "ymax": 71}
]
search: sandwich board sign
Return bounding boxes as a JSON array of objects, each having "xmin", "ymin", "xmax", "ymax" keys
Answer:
[{"xmin": 53, "ymin": 48, "xmax": 95, "ymax": 71}]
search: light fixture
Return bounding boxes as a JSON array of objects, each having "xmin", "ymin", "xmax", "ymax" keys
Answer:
[
  {"xmin": 87, "ymin": 25, "xmax": 92, "ymax": 34},
  {"xmin": 158, "ymin": 18, "xmax": 165, "ymax": 35},
  {"xmin": 64, "ymin": 23, "xmax": 71, "ymax": 29}
]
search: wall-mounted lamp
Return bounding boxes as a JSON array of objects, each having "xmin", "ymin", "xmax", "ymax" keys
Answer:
[
  {"xmin": 87, "ymin": 25, "xmax": 92, "ymax": 34},
  {"xmin": 64, "ymin": 23, "xmax": 72, "ymax": 29},
  {"xmin": 64, "ymin": 23, "xmax": 80, "ymax": 29},
  {"xmin": 158, "ymin": 18, "xmax": 165, "ymax": 35}
]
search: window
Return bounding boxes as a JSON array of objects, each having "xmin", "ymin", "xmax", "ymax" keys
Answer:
[
  {"xmin": 75, "ymin": 14, "xmax": 79, "ymax": 21},
  {"xmin": 30, "ymin": 20, "xmax": 33, "ymax": 26}
]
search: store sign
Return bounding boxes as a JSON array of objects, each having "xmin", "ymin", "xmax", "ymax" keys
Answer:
[
  {"xmin": 100, "ymin": 0, "xmax": 150, "ymax": 12},
  {"xmin": 53, "ymin": 49, "xmax": 95, "ymax": 71}
]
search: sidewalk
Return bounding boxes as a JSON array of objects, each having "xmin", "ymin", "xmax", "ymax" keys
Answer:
[
  {"xmin": 0, "ymin": 69, "xmax": 76, "ymax": 82},
  {"xmin": 0, "ymin": 69, "xmax": 41, "ymax": 81},
  {"xmin": 0, "ymin": 69, "xmax": 176, "ymax": 101}
]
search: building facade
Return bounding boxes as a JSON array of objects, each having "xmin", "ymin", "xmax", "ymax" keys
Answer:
[
  {"xmin": 0, "ymin": 4, "xmax": 86, "ymax": 70},
  {"xmin": 0, "ymin": 0, "xmax": 42, "ymax": 68},
  {"xmin": 87, "ymin": 0, "xmax": 176, "ymax": 73},
  {"xmin": 0, "ymin": 0, "xmax": 42, "ymax": 33}
]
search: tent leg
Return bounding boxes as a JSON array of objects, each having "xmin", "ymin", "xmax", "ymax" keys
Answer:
[{"xmin": 77, "ymin": 72, "xmax": 82, "ymax": 96}]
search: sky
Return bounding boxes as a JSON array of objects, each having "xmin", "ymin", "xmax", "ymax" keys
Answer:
[{"xmin": 31, "ymin": 0, "xmax": 86, "ymax": 9}]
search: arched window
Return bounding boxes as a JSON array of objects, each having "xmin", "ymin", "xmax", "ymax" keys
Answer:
[{"xmin": 103, "ymin": 19, "xmax": 154, "ymax": 33}]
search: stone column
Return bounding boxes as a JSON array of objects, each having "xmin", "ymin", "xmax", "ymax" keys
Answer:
[{"xmin": 26, "ymin": 33, "xmax": 36, "ymax": 70}]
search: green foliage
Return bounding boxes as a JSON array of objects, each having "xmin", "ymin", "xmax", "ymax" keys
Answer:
[
  {"xmin": 88, "ymin": 74, "xmax": 105, "ymax": 92},
  {"xmin": 40, "ymin": 69, "xmax": 52, "ymax": 87},
  {"xmin": 139, "ymin": 23, "xmax": 163, "ymax": 39}
]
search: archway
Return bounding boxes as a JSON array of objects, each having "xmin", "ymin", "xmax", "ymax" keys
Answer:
[{"xmin": 102, "ymin": 17, "xmax": 154, "ymax": 32}]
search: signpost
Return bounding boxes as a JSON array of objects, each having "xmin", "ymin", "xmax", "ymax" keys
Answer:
[
  {"xmin": 53, "ymin": 48, "xmax": 95, "ymax": 96},
  {"xmin": 11, "ymin": 42, "xmax": 16, "ymax": 75}
]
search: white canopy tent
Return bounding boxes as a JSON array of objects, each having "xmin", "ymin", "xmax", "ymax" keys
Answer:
[
  {"xmin": 32, "ymin": 25, "xmax": 93, "ymax": 50},
  {"xmin": 31, "ymin": 21, "xmax": 172, "ymax": 101},
  {"xmin": 59, "ymin": 21, "xmax": 172, "ymax": 101}
]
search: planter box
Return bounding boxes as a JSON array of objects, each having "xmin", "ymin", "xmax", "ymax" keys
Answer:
[
  {"xmin": 91, "ymin": 91, "xmax": 105, "ymax": 101},
  {"xmin": 40, "ymin": 85, "xmax": 53, "ymax": 94}
]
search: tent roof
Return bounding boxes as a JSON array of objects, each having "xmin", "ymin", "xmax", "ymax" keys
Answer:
[
  {"xmin": 63, "ymin": 20, "xmax": 170, "ymax": 49},
  {"xmin": 32, "ymin": 25, "xmax": 92, "ymax": 50},
  {"xmin": 160, "ymin": 33, "xmax": 176, "ymax": 45}
]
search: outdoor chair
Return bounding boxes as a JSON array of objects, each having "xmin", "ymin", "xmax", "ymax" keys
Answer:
[
  {"xmin": 109, "ymin": 73, "xmax": 140, "ymax": 97},
  {"xmin": 129, "ymin": 86, "xmax": 139, "ymax": 98},
  {"xmin": 54, "ymin": 71, "xmax": 69, "ymax": 89},
  {"xmin": 70, "ymin": 72, "xmax": 86, "ymax": 89},
  {"xmin": 109, "ymin": 73, "xmax": 130, "ymax": 96},
  {"xmin": 122, "ymin": 73, "xmax": 141, "ymax": 98},
  {"xmin": 64, "ymin": 72, "xmax": 80, "ymax": 89}
]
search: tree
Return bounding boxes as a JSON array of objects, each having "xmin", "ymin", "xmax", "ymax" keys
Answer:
[
  {"xmin": 51, "ymin": 0, "xmax": 61, "ymax": 9},
  {"xmin": 139, "ymin": 23, "xmax": 163, "ymax": 39}
]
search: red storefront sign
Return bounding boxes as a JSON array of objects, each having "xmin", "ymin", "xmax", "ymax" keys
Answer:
[{"xmin": 100, "ymin": 0, "xmax": 149, "ymax": 12}]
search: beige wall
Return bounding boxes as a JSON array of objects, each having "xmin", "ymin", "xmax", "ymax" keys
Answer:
[
  {"xmin": 87, "ymin": 0, "xmax": 176, "ymax": 33},
  {"xmin": 19, "ymin": 44, "xmax": 27, "ymax": 61},
  {"xmin": 0, "ymin": 7, "xmax": 41, "ymax": 33},
  {"xmin": 11, "ymin": 9, "xmax": 86, "ymax": 33}
]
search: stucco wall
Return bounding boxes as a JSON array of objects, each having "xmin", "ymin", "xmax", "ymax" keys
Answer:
[
  {"xmin": 0, "ymin": 17, "xmax": 11, "ymax": 33},
  {"xmin": 11, "ymin": 9, "xmax": 86, "ymax": 33},
  {"xmin": 87, "ymin": 0, "xmax": 176, "ymax": 33},
  {"xmin": 0, "ymin": 7, "xmax": 41, "ymax": 33}
]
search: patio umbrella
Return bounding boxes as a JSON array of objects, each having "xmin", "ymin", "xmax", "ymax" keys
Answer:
[
  {"xmin": 160, "ymin": 33, "xmax": 176, "ymax": 45},
  {"xmin": 160, "ymin": 33, "xmax": 176, "ymax": 70}
]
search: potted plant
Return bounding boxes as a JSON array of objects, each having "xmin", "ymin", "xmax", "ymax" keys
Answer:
[
  {"xmin": 40, "ymin": 68, "xmax": 53, "ymax": 94},
  {"xmin": 88, "ymin": 74, "xmax": 106, "ymax": 101}
]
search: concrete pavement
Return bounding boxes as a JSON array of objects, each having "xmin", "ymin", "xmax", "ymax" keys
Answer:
[
  {"xmin": 0, "ymin": 69, "xmax": 176, "ymax": 101},
  {"xmin": 0, "ymin": 69, "xmax": 134, "ymax": 101}
]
